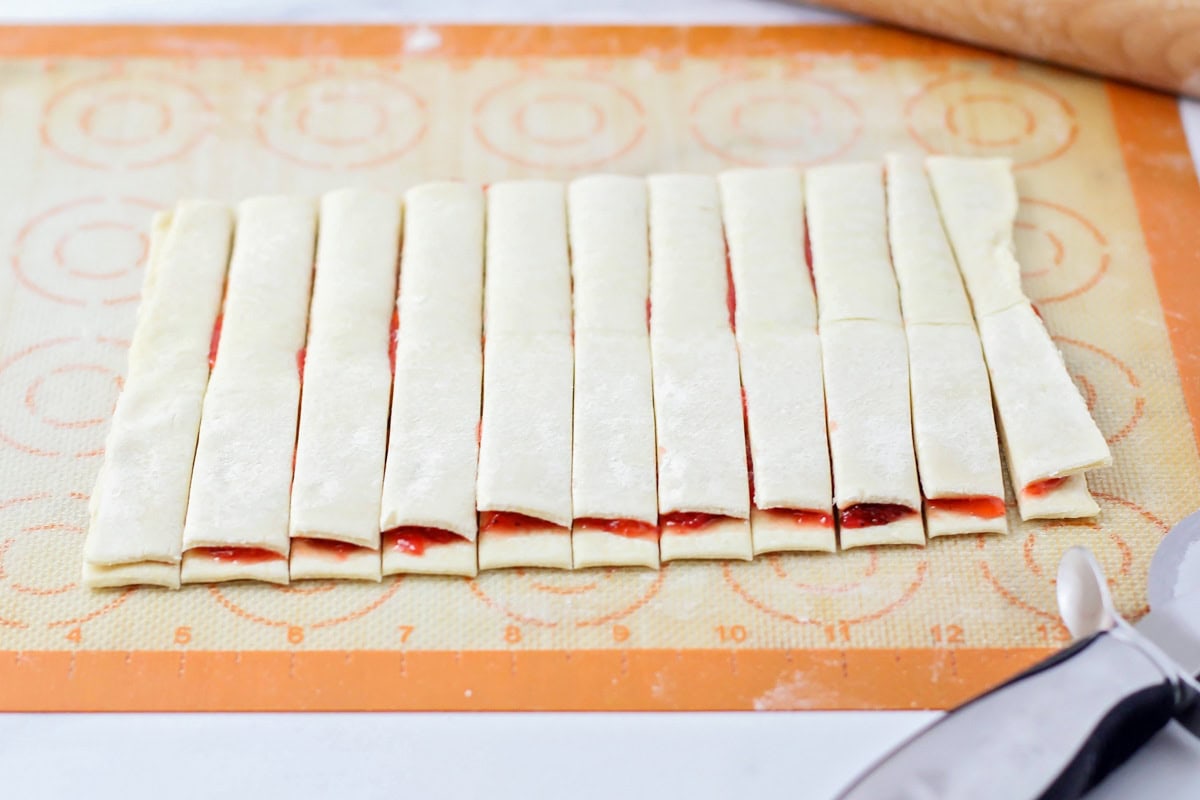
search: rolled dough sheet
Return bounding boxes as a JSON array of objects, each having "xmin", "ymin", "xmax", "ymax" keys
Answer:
[
  {"xmin": 926, "ymin": 503, "xmax": 1010, "ymax": 538},
  {"xmin": 382, "ymin": 531, "xmax": 478, "ymax": 578},
  {"xmin": 84, "ymin": 200, "xmax": 233, "ymax": 589},
  {"xmin": 977, "ymin": 302, "xmax": 1111, "ymax": 491},
  {"xmin": 750, "ymin": 507, "xmax": 837, "ymax": 555},
  {"xmin": 476, "ymin": 334, "xmax": 574, "ymax": 521},
  {"xmin": 484, "ymin": 180, "xmax": 572, "ymax": 337},
  {"xmin": 906, "ymin": 325, "xmax": 1008, "ymax": 536},
  {"xmin": 885, "ymin": 156, "xmax": 1008, "ymax": 538},
  {"xmin": 718, "ymin": 166, "xmax": 816, "ymax": 332},
  {"xmin": 660, "ymin": 516, "xmax": 753, "ymax": 562},
  {"xmin": 925, "ymin": 156, "xmax": 1027, "ymax": 319},
  {"xmin": 182, "ymin": 195, "xmax": 315, "ymax": 558},
  {"xmin": 820, "ymin": 319, "xmax": 925, "ymax": 548},
  {"xmin": 651, "ymin": 332, "xmax": 750, "ymax": 519},
  {"xmin": 647, "ymin": 174, "xmax": 731, "ymax": 334},
  {"xmin": 570, "ymin": 332, "xmax": 659, "ymax": 568},
  {"xmin": 83, "ymin": 560, "xmax": 180, "ymax": 590},
  {"xmin": 380, "ymin": 180, "xmax": 484, "ymax": 556},
  {"xmin": 884, "ymin": 154, "xmax": 975, "ymax": 326},
  {"xmin": 391, "ymin": 181, "xmax": 485, "ymax": 348},
  {"xmin": 571, "ymin": 525, "xmax": 659, "ymax": 570},
  {"xmin": 477, "ymin": 180, "xmax": 574, "ymax": 567},
  {"xmin": 737, "ymin": 331, "xmax": 836, "ymax": 554},
  {"xmin": 381, "ymin": 342, "xmax": 482, "ymax": 539},
  {"xmin": 181, "ymin": 549, "xmax": 289, "ymax": 585},
  {"xmin": 290, "ymin": 188, "xmax": 401, "ymax": 549},
  {"xmin": 1014, "ymin": 473, "xmax": 1100, "ymax": 520},
  {"xmin": 568, "ymin": 174, "xmax": 660, "ymax": 569},
  {"xmin": 839, "ymin": 514, "xmax": 926, "ymax": 550},
  {"xmin": 568, "ymin": 174, "xmax": 650, "ymax": 336},
  {"xmin": 478, "ymin": 517, "xmax": 573, "ymax": 571},
  {"xmin": 806, "ymin": 162, "xmax": 902, "ymax": 325},
  {"xmin": 289, "ymin": 539, "xmax": 382, "ymax": 582}
]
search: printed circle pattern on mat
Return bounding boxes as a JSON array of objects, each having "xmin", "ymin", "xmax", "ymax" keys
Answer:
[
  {"xmin": 977, "ymin": 493, "xmax": 1162, "ymax": 631},
  {"xmin": 12, "ymin": 196, "xmax": 159, "ymax": 307},
  {"xmin": 257, "ymin": 74, "xmax": 427, "ymax": 169},
  {"xmin": 0, "ymin": 492, "xmax": 135, "ymax": 630},
  {"xmin": 1054, "ymin": 336, "xmax": 1145, "ymax": 446},
  {"xmin": 207, "ymin": 577, "xmax": 404, "ymax": 634},
  {"xmin": 472, "ymin": 73, "xmax": 646, "ymax": 170},
  {"xmin": 1014, "ymin": 199, "xmax": 1109, "ymax": 305},
  {"xmin": 0, "ymin": 336, "xmax": 128, "ymax": 459},
  {"xmin": 467, "ymin": 567, "xmax": 665, "ymax": 628},
  {"xmin": 40, "ymin": 73, "xmax": 214, "ymax": 169},
  {"xmin": 904, "ymin": 73, "xmax": 1078, "ymax": 168},
  {"xmin": 721, "ymin": 549, "xmax": 927, "ymax": 630},
  {"xmin": 689, "ymin": 75, "xmax": 863, "ymax": 166}
]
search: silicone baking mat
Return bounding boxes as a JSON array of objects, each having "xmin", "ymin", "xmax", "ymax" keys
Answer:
[{"xmin": 0, "ymin": 25, "xmax": 1198, "ymax": 711}]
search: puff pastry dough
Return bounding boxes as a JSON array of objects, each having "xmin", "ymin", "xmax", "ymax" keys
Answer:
[
  {"xmin": 648, "ymin": 174, "xmax": 751, "ymax": 562},
  {"xmin": 718, "ymin": 167, "xmax": 817, "ymax": 332},
  {"xmin": 885, "ymin": 155, "xmax": 1007, "ymax": 538},
  {"xmin": 289, "ymin": 189, "xmax": 400, "ymax": 581},
  {"xmin": 821, "ymin": 320, "xmax": 925, "ymax": 548},
  {"xmin": 476, "ymin": 181, "xmax": 574, "ymax": 570},
  {"xmin": 380, "ymin": 182, "xmax": 484, "ymax": 578},
  {"xmin": 806, "ymin": 162, "xmax": 902, "ymax": 325},
  {"xmin": 568, "ymin": 175, "xmax": 659, "ymax": 570},
  {"xmin": 925, "ymin": 156, "xmax": 1027, "ymax": 319},
  {"xmin": 978, "ymin": 302, "xmax": 1111, "ymax": 517},
  {"xmin": 84, "ymin": 201, "xmax": 233, "ymax": 589},
  {"xmin": 928, "ymin": 156, "xmax": 1109, "ymax": 520},
  {"xmin": 719, "ymin": 167, "xmax": 834, "ymax": 555},
  {"xmin": 180, "ymin": 195, "xmax": 315, "ymax": 585}
]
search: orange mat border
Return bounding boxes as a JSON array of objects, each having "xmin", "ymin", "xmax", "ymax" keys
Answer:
[
  {"xmin": 0, "ymin": 25, "xmax": 1197, "ymax": 711},
  {"xmin": 0, "ymin": 648, "xmax": 1051, "ymax": 711}
]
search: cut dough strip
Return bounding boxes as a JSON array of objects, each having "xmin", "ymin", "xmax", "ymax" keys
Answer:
[
  {"xmin": 380, "ymin": 182, "xmax": 485, "ymax": 578},
  {"xmin": 820, "ymin": 319, "xmax": 925, "ymax": 548},
  {"xmin": 649, "ymin": 174, "xmax": 751, "ymax": 562},
  {"xmin": 180, "ymin": 195, "xmax": 316, "ymax": 585},
  {"xmin": 568, "ymin": 176, "xmax": 659, "ymax": 570},
  {"xmin": 978, "ymin": 302, "xmax": 1111, "ymax": 519},
  {"xmin": 84, "ymin": 201, "xmax": 234, "ymax": 589},
  {"xmin": 289, "ymin": 188, "xmax": 401, "ymax": 582},
  {"xmin": 476, "ymin": 181, "xmax": 574, "ymax": 571},
  {"xmin": 885, "ymin": 155, "xmax": 1006, "ymax": 538},
  {"xmin": 719, "ymin": 166, "xmax": 817, "ymax": 333},
  {"xmin": 925, "ymin": 157, "xmax": 1026, "ymax": 319},
  {"xmin": 719, "ymin": 167, "xmax": 834, "ymax": 555},
  {"xmin": 927, "ymin": 156, "xmax": 1110, "ymax": 520},
  {"xmin": 806, "ymin": 162, "xmax": 902, "ymax": 326}
]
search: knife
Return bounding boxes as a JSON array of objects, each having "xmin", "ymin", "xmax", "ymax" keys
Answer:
[{"xmin": 835, "ymin": 510, "xmax": 1200, "ymax": 800}]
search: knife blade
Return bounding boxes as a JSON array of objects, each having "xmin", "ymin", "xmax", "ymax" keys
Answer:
[{"xmin": 834, "ymin": 510, "xmax": 1200, "ymax": 800}]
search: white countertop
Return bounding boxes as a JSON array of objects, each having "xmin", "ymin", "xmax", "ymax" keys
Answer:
[{"xmin": 3, "ymin": 2, "xmax": 1199, "ymax": 798}]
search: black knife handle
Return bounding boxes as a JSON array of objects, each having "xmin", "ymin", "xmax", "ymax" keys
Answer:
[{"xmin": 835, "ymin": 631, "xmax": 1177, "ymax": 800}]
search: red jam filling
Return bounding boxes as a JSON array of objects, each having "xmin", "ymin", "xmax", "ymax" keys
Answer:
[
  {"xmin": 724, "ymin": 243, "xmax": 737, "ymax": 330},
  {"xmin": 660, "ymin": 511, "xmax": 725, "ymax": 531},
  {"xmin": 192, "ymin": 546, "xmax": 281, "ymax": 565},
  {"xmin": 839, "ymin": 503, "xmax": 917, "ymax": 529},
  {"xmin": 760, "ymin": 508, "xmax": 834, "ymax": 528},
  {"xmin": 1024, "ymin": 477, "xmax": 1068, "ymax": 497},
  {"xmin": 388, "ymin": 308, "xmax": 400, "ymax": 373},
  {"xmin": 927, "ymin": 496, "xmax": 1006, "ymax": 519},
  {"xmin": 208, "ymin": 314, "xmax": 223, "ymax": 368},
  {"xmin": 292, "ymin": 538, "xmax": 363, "ymax": 561},
  {"xmin": 479, "ymin": 511, "xmax": 565, "ymax": 535},
  {"xmin": 574, "ymin": 517, "xmax": 658, "ymax": 539},
  {"xmin": 384, "ymin": 526, "xmax": 463, "ymax": 556}
]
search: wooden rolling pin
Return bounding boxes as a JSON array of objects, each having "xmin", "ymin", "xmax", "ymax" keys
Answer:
[{"xmin": 810, "ymin": 0, "xmax": 1200, "ymax": 98}]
